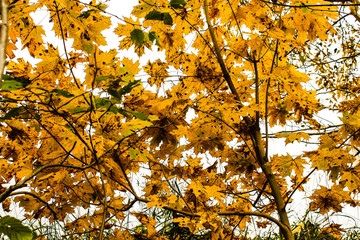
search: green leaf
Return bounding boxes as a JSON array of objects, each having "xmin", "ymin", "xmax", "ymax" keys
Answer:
[
  {"xmin": 107, "ymin": 88, "xmax": 122, "ymax": 101},
  {"xmin": 129, "ymin": 148, "xmax": 140, "ymax": 159},
  {"xmin": 130, "ymin": 29, "xmax": 145, "ymax": 46},
  {"xmin": 301, "ymin": 6, "xmax": 308, "ymax": 13},
  {"xmin": 149, "ymin": 31, "xmax": 161, "ymax": 46},
  {"xmin": 2, "ymin": 80, "xmax": 24, "ymax": 90},
  {"xmin": 69, "ymin": 107, "xmax": 89, "ymax": 114},
  {"xmin": 96, "ymin": 3, "xmax": 107, "ymax": 11},
  {"xmin": 52, "ymin": 89, "xmax": 75, "ymax": 98},
  {"xmin": 145, "ymin": 10, "xmax": 164, "ymax": 21},
  {"xmin": 109, "ymin": 105, "xmax": 121, "ymax": 114},
  {"xmin": 95, "ymin": 97, "xmax": 112, "ymax": 108},
  {"xmin": 0, "ymin": 216, "xmax": 33, "ymax": 240},
  {"xmin": 144, "ymin": 10, "xmax": 174, "ymax": 26},
  {"xmin": 118, "ymin": 109, "xmax": 131, "ymax": 118},
  {"xmin": 2, "ymin": 107, "xmax": 23, "ymax": 120},
  {"xmin": 2, "ymin": 74, "xmax": 31, "ymax": 91},
  {"xmin": 107, "ymin": 80, "xmax": 140, "ymax": 102},
  {"xmin": 300, "ymin": 55, "xmax": 306, "ymax": 63},
  {"xmin": 162, "ymin": 12, "xmax": 173, "ymax": 25},
  {"xmin": 144, "ymin": 32, "xmax": 151, "ymax": 44},
  {"xmin": 170, "ymin": 0, "xmax": 187, "ymax": 9},
  {"xmin": 117, "ymin": 80, "xmax": 141, "ymax": 97},
  {"xmin": 127, "ymin": 110, "xmax": 149, "ymax": 121},
  {"xmin": 82, "ymin": 40, "xmax": 93, "ymax": 54},
  {"xmin": 78, "ymin": 9, "xmax": 94, "ymax": 19},
  {"xmin": 102, "ymin": 105, "xmax": 128, "ymax": 116},
  {"xmin": 96, "ymin": 75, "xmax": 114, "ymax": 82}
]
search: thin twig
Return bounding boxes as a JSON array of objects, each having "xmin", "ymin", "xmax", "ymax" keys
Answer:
[
  {"xmin": 285, "ymin": 167, "xmax": 317, "ymax": 207},
  {"xmin": 160, "ymin": 165, "xmax": 194, "ymax": 215},
  {"xmin": 54, "ymin": 2, "xmax": 81, "ymax": 89}
]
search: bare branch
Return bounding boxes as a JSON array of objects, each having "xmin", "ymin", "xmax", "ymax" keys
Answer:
[{"xmin": 0, "ymin": 0, "xmax": 8, "ymax": 88}]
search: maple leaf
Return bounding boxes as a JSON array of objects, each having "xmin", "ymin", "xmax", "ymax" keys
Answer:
[
  {"xmin": 144, "ymin": 59, "xmax": 169, "ymax": 87},
  {"xmin": 276, "ymin": 132, "xmax": 311, "ymax": 145},
  {"xmin": 341, "ymin": 169, "xmax": 360, "ymax": 192},
  {"xmin": 309, "ymin": 185, "xmax": 351, "ymax": 214}
]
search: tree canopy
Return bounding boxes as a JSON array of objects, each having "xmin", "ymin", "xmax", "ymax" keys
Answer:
[{"xmin": 1, "ymin": 0, "xmax": 360, "ymax": 239}]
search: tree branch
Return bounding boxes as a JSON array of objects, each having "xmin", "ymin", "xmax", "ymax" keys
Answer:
[
  {"xmin": 218, "ymin": 211, "xmax": 289, "ymax": 235},
  {"xmin": 0, "ymin": 0, "xmax": 8, "ymax": 88},
  {"xmin": 0, "ymin": 162, "xmax": 95, "ymax": 203},
  {"xmin": 10, "ymin": 191, "xmax": 58, "ymax": 220},
  {"xmin": 203, "ymin": 0, "xmax": 241, "ymax": 102}
]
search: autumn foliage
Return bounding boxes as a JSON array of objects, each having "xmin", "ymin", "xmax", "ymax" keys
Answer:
[{"xmin": 0, "ymin": 0, "xmax": 360, "ymax": 239}]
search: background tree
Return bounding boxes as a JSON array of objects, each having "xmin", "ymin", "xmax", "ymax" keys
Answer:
[
  {"xmin": 0, "ymin": 0, "xmax": 360, "ymax": 239},
  {"xmin": 0, "ymin": 0, "xmax": 161, "ymax": 239},
  {"xmin": 122, "ymin": 0, "xmax": 360, "ymax": 239}
]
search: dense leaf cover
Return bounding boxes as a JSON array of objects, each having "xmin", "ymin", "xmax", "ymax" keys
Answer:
[{"xmin": 0, "ymin": 0, "xmax": 360, "ymax": 239}]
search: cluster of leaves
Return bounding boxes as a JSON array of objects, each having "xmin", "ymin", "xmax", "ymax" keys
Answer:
[
  {"xmin": 0, "ymin": 0, "xmax": 161, "ymax": 239},
  {"xmin": 0, "ymin": 216, "xmax": 33, "ymax": 240},
  {"xmin": 1, "ymin": 0, "xmax": 360, "ymax": 239}
]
